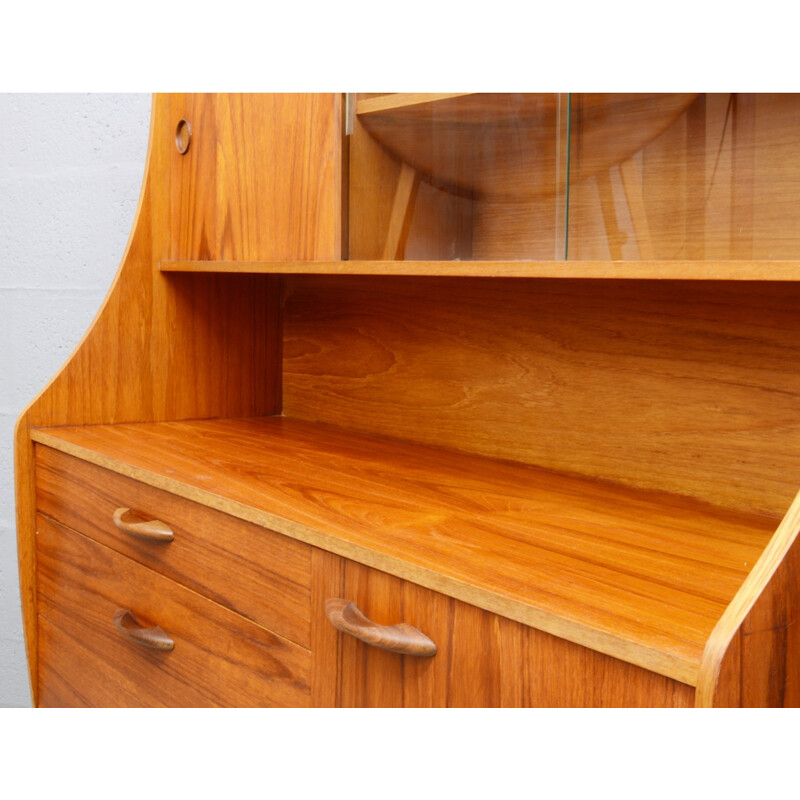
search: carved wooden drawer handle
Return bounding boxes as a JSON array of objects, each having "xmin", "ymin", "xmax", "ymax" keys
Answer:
[
  {"xmin": 113, "ymin": 608, "xmax": 174, "ymax": 651},
  {"xmin": 113, "ymin": 507, "xmax": 174, "ymax": 542},
  {"xmin": 325, "ymin": 598, "xmax": 437, "ymax": 657}
]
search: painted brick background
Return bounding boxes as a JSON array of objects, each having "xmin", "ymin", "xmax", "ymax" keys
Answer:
[{"xmin": 0, "ymin": 93, "xmax": 151, "ymax": 706}]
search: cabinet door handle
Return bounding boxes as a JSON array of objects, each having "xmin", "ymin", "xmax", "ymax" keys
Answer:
[
  {"xmin": 113, "ymin": 608, "xmax": 174, "ymax": 651},
  {"xmin": 325, "ymin": 598, "xmax": 437, "ymax": 657},
  {"xmin": 113, "ymin": 507, "xmax": 174, "ymax": 542}
]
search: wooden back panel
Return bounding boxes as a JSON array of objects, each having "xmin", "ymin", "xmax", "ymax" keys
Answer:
[{"xmin": 283, "ymin": 275, "xmax": 800, "ymax": 518}]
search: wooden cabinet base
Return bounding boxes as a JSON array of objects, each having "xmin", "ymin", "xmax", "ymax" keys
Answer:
[
  {"xmin": 324, "ymin": 559, "xmax": 694, "ymax": 708},
  {"xmin": 16, "ymin": 93, "xmax": 800, "ymax": 707},
  {"xmin": 36, "ymin": 515, "xmax": 311, "ymax": 708}
]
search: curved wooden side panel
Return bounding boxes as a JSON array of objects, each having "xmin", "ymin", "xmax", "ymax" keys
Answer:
[
  {"xmin": 14, "ymin": 93, "xmax": 343, "ymax": 704},
  {"xmin": 696, "ymin": 493, "xmax": 800, "ymax": 706},
  {"xmin": 14, "ymin": 99, "xmax": 157, "ymax": 706}
]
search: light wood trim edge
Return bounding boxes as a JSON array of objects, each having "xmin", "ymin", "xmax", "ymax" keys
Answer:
[
  {"xmin": 159, "ymin": 259, "xmax": 800, "ymax": 281},
  {"xmin": 13, "ymin": 422, "xmax": 38, "ymax": 705},
  {"xmin": 695, "ymin": 490, "xmax": 800, "ymax": 707},
  {"xmin": 31, "ymin": 430, "xmax": 700, "ymax": 686},
  {"xmin": 14, "ymin": 96, "xmax": 158, "ymax": 706}
]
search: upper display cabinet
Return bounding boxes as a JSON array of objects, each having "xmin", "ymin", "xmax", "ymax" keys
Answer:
[{"xmin": 348, "ymin": 93, "xmax": 800, "ymax": 261}]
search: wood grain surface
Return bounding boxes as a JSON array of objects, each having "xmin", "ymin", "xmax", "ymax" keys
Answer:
[
  {"xmin": 15, "ymin": 93, "xmax": 341, "ymax": 702},
  {"xmin": 696, "ymin": 490, "xmax": 800, "ymax": 706},
  {"xmin": 164, "ymin": 93, "xmax": 341, "ymax": 262},
  {"xmin": 331, "ymin": 560, "xmax": 695, "ymax": 707},
  {"xmin": 284, "ymin": 275, "xmax": 800, "ymax": 517},
  {"xmin": 31, "ymin": 416, "xmax": 776, "ymax": 685},
  {"xmin": 36, "ymin": 514, "xmax": 311, "ymax": 707},
  {"xmin": 35, "ymin": 445, "xmax": 312, "ymax": 647},
  {"xmin": 310, "ymin": 548, "xmax": 344, "ymax": 707}
]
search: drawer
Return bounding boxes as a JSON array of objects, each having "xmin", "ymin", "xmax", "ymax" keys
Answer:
[
  {"xmin": 325, "ymin": 560, "xmax": 696, "ymax": 707},
  {"xmin": 36, "ymin": 514, "xmax": 311, "ymax": 707},
  {"xmin": 35, "ymin": 445, "xmax": 311, "ymax": 648}
]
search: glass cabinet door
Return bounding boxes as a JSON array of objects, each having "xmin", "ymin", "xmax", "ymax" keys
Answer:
[
  {"xmin": 349, "ymin": 93, "xmax": 800, "ymax": 262},
  {"xmin": 348, "ymin": 93, "xmax": 570, "ymax": 261},
  {"xmin": 568, "ymin": 93, "xmax": 800, "ymax": 260}
]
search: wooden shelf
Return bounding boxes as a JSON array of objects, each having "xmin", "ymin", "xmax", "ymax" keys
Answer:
[
  {"xmin": 356, "ymin": 93, "xmax": 474, "ymax": 115},
  {"xmin": 160, "ymin": 259, "xmax": 800, "ymax": 281},
  {"xmin": 31, "ymin": 416, "xmax": 778, "ymax": 687}
]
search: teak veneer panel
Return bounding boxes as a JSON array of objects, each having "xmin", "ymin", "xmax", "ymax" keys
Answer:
[
  {"xmin": 165, "ymin": 93, "xmax": 341, "ymax": 262},
  {"xmin": 35, "ymin": 445, "xmax": 312, "ymax": 648},
  {"xmin": 14, "ymin": 93, "xmax": 342, "ymax": 702},
  {"xmin": 36, "ymin": 515, "xmax": 311, "ymax": 707},
  {"xmin": 695, "ymin": 490, "xmax": 800, "ymax": 706},
  {"xmin": 31, "ymin": 416, "xmax": 776, "ymax": 686},
  {"xmin": 334, "ymin": 560, "xmax": 695, "ymax": 707},
  {"xmin": 283, "ymin": 275, "xmax": 800, "ymax": 517}
]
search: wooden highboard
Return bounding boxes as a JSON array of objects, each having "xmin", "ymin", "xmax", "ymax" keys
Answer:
[{"xmin": 16, "ymin": 92, "xmax": 800, "ymax": 706}]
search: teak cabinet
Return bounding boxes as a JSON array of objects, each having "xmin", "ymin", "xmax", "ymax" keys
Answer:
[{"xmin": 15, "ymin": 93, "xmax": 800, "ymax": 707}]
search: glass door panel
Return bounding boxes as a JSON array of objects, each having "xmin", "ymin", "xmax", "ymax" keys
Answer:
[
  {"xmin": 348, "ymin": 93, "xmax": 570, "ymax": 261},
  {"xmin": 349, "ymin": 93, "xmax": 800, "ymax": 262},
  {"xmin": 567, "ymin": 93, "xmax": 800, "ymax": 260}
]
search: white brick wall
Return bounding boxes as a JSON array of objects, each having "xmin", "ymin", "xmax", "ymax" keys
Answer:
[{"xmin": 0, "ymin": 93, "xmax": 151, "ymax": 706}]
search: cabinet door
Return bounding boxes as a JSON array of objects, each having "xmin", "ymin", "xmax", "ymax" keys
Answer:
[
  {"xmin": 165, "ymin": 93, "xmax": 341, "ymax": 262},
  {"xmin": 313, "ymin": 554, "xmax": 694, "ymax": 708}
]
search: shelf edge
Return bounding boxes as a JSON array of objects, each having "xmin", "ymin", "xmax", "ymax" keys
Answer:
[{"xmin": 159, "ymin": 259, "xmax": 800, "ymax": 281}]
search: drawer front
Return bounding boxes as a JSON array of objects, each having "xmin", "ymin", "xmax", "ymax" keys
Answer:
[
  {"xmin": 36, "ymin": 514, "xmax": 311, "ymax": 707},
  {"xmin": 35, "ymin": 445, "xmax": 311, "ymax": 648},
  {"xmin": 320, "ymin": 559, "xmax": 696, "ymax": 708}
]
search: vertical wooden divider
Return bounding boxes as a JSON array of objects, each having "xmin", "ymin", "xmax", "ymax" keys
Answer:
[{"xmin": 310, "ymin": 549, "xmax": 344, "ymax": 707}]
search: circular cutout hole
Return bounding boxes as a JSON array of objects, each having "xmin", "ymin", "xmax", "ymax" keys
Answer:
[{"xmin": 175, "ymin": 119, "xmax": 191, "ymax": 155}]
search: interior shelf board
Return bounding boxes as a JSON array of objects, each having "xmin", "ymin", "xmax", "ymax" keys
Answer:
[
  {"xmin": 30, "ymin": 417, "xmax": 777, "ymax": 686},
  {"xmin": 160, "ymin": 259, "xmax": 800, "ymax": 281},
  {"xmin": 356, "ymin": 93, "xmax": 474, "ymax": 116},
  {"xmin": 353, "ymin": 93, "xmax": 697, "ymax": 199}
]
